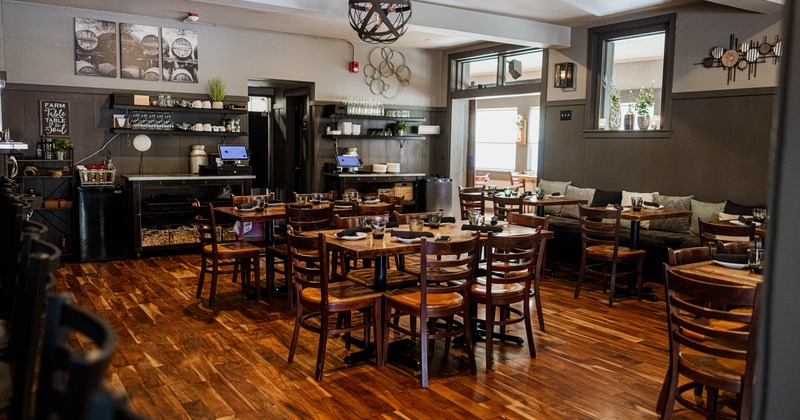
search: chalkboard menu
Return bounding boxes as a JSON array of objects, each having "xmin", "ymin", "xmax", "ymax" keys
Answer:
[{"xmin": 40, "ymin": 100, "xmax": 71, "ymax": 137}]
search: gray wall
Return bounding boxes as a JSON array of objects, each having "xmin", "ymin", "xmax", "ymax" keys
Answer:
[
  {"xmin": 539, "ymin": 2, "xmax": 780, "ymax": 203},
  {"xmin": 543, "ymin": 90, "xmax": 773, "ymax": 204}
]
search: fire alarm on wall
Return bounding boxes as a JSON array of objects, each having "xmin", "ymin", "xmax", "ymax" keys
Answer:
[
  {"xmin": 183, "ymin": 12, "xmax": 199, "ymax": 23},
  {"xmin": 349, "ymin": 61, "xmax": 359, "ymax": 73}
]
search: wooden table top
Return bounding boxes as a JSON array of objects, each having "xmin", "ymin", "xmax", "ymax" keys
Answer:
[
  {"xmin": 322, "ymin": 221, "xmax": 553, "ymax": 259},
  {"xmin": 671, "ymin": 260, "xmax": 762, "ymax": 287},
  {"xmin": 619, "ymin": 207, "xmax": 692, "ymax": 222},
  {"xmin": 215, "ymin": 201, "xmax": 388, "ymax": 222},
  {"xmin": 486, "ymin": 194, "xmax": 588, "ymax": 207}
]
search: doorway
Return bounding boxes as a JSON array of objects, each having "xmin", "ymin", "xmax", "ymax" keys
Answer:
[{"xmin": 247, "ymin": 79, "xmax": 314, "ymax": 200}]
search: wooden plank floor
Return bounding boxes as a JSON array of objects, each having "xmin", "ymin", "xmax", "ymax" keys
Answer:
[{"xmin": 54, "ymin": 256, "xmax": 706, "ymax": 419}]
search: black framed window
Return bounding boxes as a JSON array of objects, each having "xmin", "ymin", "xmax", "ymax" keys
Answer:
[
  {"xmin": 587, "ymin": 14, "xmax": 676, "ymax": 132},
  {"xmin": 452, "ymin": 47, "xmax": 542, "ymax": 91}
]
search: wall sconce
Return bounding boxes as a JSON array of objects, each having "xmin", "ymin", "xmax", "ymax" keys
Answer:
[{"xmin": 554, "ymin": 62, "xmax": 575, "ymax": 88}]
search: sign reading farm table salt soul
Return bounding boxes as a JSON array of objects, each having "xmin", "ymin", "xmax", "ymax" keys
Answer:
[{"xmin": 39, "ymin": 99, "xmax": 71, "ymax": 137}]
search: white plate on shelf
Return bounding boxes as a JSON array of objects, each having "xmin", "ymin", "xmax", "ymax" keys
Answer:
[
  {"xmin": 337, "ymin": 232, "xmax": 368, "ymax": 241},
  {"xmin": 730, "ymin": 219, "xmax": 761, "ymax": 227},
  {"xmin": 712, "ymin": 260, "xmax": 748, "ymax": 270}
]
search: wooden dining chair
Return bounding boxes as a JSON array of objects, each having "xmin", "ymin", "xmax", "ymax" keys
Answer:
[
  {"xmin": 659, "ymin": 266, "xmax": 762, "ymax": 419},
  {"xmin": 379, "ymin": 193, "xmax": 405, "ymax": 210},
  {"xmin": 574, "ymin": 206, "xmax": 646, "ymax": 307},
  {"xmin": 458, "ymin": 189, "xmax": 485, "ymax": 221},
  {"xmin": 3, "ymin": 224, "xmax": 58, "ymax": 420},
  {"xmin": 508, "ymin": 171, "xmax": 526, "ymax": 191},
  {"xmin": 666, "ymin": 246, "xmax": 711, "ymax": 266},
  {"xmin": 34, "ymin": 293, "xmax": 121, "ymax": 420},
  {"xmin": 471, "ymin": 230, "xmax": 542, "ymax": 370},
  {"xmin": 720, "ymin": 241, "xmax": 757, "ymax": 254},
  {"xmin": 492, "ymin": 195, "xmax": 524, "ymax": 221},
  {"xmin": 383, "ymin": 235, "xmax": 480, "ymax": 388},
  {"xmin": 506, "ymin": 213, "xmax": 550, "ymax": 331},
  {"xmin": 267, "ymin": 203, "xmax": 335, "ymax": 306},
  {"xmin": 287, "ymin": 232, "xmax": 383, "ymax": 381},
  {"xmin": 355, "ymin": 201, "xmax": 394, "ymax": 216},
  {"xmin": 698, "ymin": 220, "xmax": 756, "ymax": 247},
  {"xmin": 193, "ymin": 201, "xmax": 262, "ymax": 306}
]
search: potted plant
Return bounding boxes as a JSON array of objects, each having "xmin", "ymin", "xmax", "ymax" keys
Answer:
[
  {"xmin": 392, "ymin": 121, "xmax": 409, "ymax": 136},
  {"xmin": 206, "ymin": 77, "xmax": 226, "ymax": 109},
  {"xmin": 634, "ymin": 87, "xmax": 655, "ymax": 130},
  {"xmin": 52, "ymin": 137, "xmax": 73, "ymax": 160}
]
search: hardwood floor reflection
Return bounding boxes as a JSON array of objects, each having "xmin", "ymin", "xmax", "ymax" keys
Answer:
[{"xmin": 55, "ymin": 255, "xmax": 705, "ymax": 419}]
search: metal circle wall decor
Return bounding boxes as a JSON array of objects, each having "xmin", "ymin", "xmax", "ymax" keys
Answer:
[
  {"xmin": 348, "ymin": 0, "xmax": 412, "ymax": 44},
  {"xmin": 697, "ymin": 34, "xmax": 782, "ymax": 84},
  {"xmin": 364, "ymin": 47, "xmax": 411, "ymax": 99}
]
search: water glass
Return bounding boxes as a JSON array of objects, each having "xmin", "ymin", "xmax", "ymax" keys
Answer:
[
  {"xmin": 748, "ymin": 248, "xmax": 764, "ymax": 274},
  {"xmin": 296, "ymin": 194, "xmax": 308, "ymax": 205},
  {"xmin": 372, "ymin": 220, "xmax": 386, "ymax": 239},
  {"xmin": 362, "ymin": 216, "xmax": 373, "ymax": 228},
  {"xmin": 752, "ymin": 208, "xmax": 767, "ymax": 223},
  {"xmin": 468, "ymin": 210, "xmax": 482, "ymax": 226},
  {"xmin": 311, "ymin": 192, "xmax": 321, "ymax": 204},
  {"xmin": 428, "ymin": 212, "xmax": 441, "ymax": 229},
  {"xmin": 631, "ymin": 197, "xmax": 643, "ymax": 212},
  {"xmin": 409, "ymin": 218, "xmax": 424, "ymax": 232},
  {"xmin": 535, "ymin": 187, "xmax": 544, "ymax": 200}
]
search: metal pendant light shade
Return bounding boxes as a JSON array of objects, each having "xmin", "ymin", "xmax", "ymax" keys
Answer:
[{"xmin": 349, "ymin": 1, "xmax": 412, "ymax": 44}]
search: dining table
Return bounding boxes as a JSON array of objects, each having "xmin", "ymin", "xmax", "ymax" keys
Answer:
[
  {"xmin": 486, "ymin": 193, "xmax": 589, "ymax": 217},
  {"xmin": 620, "ymin": 206, "xmax": 693, "ymax": 249},
  {"xmin": 322, "ymin": 220, "xmax": 554, "ymax": 292},
  {"xmin": 670, "ymin": 260, "xmax": 763, "ymax": 287},
  {"xmin": 703, "ymin": 218, "xmax": 767, "ymax": 238}
]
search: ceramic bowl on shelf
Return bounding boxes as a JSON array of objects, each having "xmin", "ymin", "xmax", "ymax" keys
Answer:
[{"xmin": 372, "ymin": 163, "xmax": 387, "ymax": 173}]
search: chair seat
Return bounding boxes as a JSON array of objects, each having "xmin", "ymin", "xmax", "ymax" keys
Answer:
[
  {"xmin": 471, "ymin": 281, "xmax": 524, "ymax": 297},
  {"xmin": 586, "ymin": 244, "xmax": 646, "ymax": 259},
  {"xmin": 681, "ymin": 349, "xmax": 746, "ymax": 383},
  {"xmin": 203, "ymin": 241, "xmax": 261, "ymax": 258},
  {"xmin": 300, "ymin": 281, "xmax": 382, "ymax": 305},
  {"xmin": 385, "ymin": 289, "xmax": 463, "ymax": 309},
  {"xmin": 345, "ymin": 268, "xmax": 418, "ymax": 288}
]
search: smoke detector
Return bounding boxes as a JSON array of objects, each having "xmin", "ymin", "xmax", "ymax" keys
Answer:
[{"xmin": 182, "ymin": 13, "xmax": 199, "ymax": 23}]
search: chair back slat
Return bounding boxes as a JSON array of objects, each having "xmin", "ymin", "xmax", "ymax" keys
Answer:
[
  {"xmin": 286, "ymin": 203, "xmax": 333, "ymax": 232},
  {"xmin": 458, "ymin": 191, "xmax": 485, "ymax": 221},
  {"xmin": 419, "ymin": 236, "xmax": 479, "ymax": 296},
  {"xmin": 579, "ymin": 206, "xmax": 622, "ymax": 248},
  {"xmin": 484, "ymin": 231, "xmax": 541, "ymax": 289},
  {"xmin": 667, "ymin": 246, "xmax": 711, "ymax": 266},
  {"xmin": 492, "ymin": 195, "xmax": 524, "ymax": 221},
  {"xmin": 355, "ymin": 202, "xmax": 394, "ymax": 216},
  {"xmin": 287, "ymin": 232, "xmax": 329, "ymax": 305}
]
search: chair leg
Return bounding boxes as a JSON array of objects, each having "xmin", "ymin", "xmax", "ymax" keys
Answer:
[
  {"xmin": 288, "ymin": 301, "xmax": 303, "ymax": 363},
  {"xmin": 485, "ymin": 304, "xmax": 495, "ymax": 370},
  {"xmin": 523, "ymin": 296, "xmax": 536, "ymax": 359},
  {"xmin": 661, "ymin": 361, "xmax": 680, "ymax": 419},
  {"xmin": 608, "ymin": 261, "xmax": 618, "ymax": 308},
  {"xmin": 208, "ymin": 258, "xmax": 220, "ymax": 307},
  {"xmin": 655, "ymin": 369, "xmax": 670, "ymax": 414},
  {"xmin": 420, "ymin": 314, "xmax": 429, "ymax": 388},
  {"xmin": 315, "ymin": 314, "xmax": 330, "ymax": 381},
  {"xmin": 464, "ymin": 298, "xmax": 477, "ymax": 376},
  {"xmin": 253, "ymin": 256, "xmax": 261, "ymax": 303},
  {"xmin": 533, "ymin": 277, "xmax": 545, "ymax": 331},
  {"xmin": 575, "ymin": 251, "xmax": 587, "ymax": 299},
  {"xmin": 373, "ymin": 299, "xmax": 384, "ymax": 367},
  {"xmin": 196, "ymin": 254, "xmax": 207, "ymax": 298},
  {"xmin": 382, "ymin": 304, "xmax": 392, "ymax": 367}
]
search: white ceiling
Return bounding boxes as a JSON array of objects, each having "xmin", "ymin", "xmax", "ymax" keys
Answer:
[{"xmin": 17, "ymin": 0, "xmax": 784, "ymax": 50}]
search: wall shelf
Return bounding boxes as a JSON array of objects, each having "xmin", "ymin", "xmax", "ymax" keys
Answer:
[
  {"xmin": 110, "ymin": 104, "xmax": 248, "ymax": 115},
  {"xmin": 326, "ymin": 114, "xmax": 426, "ymax": 123},
  {"xmin": 110, "ymin": 128, "xmax": 247, "ymax": 137},
  {"xmin": 322, "ymin": 134, "xmax": 425, "ymax": 141}
]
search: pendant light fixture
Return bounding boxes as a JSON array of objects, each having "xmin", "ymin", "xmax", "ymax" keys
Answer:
[{"xmin": 348, "ymin": 1, "xmax": 412, "ymax": 44}]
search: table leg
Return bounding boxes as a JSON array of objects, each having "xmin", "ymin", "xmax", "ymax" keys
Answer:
[
  {"xmin": 373, "ymin": 255, "xmax": 388, "ymax": 292},
  {"xmin": 535, "ymin": 206, "xmax": 545, "ymax": 217},
  {"xmin": 613, "ymin": 220, "xmax": 657, "ymax": 302}
]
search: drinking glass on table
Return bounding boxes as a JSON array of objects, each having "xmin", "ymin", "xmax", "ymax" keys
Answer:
[
  {"xmin": 371, "ymin": 220, "xmax": 386, "ymax": 239},
  {"xmin": 311, "ymin": 192, "xmax": 321, "ymax": 204},
  {"xmin": 748, "ymin": 248, "xmax": 764, "ymax": 274},
  {"xmin": 631, "ymin": 197, "xmax": 643, "ymax": 212},
  {"xmin": 752, "ymin": 208, "xmax": 767, "ymax": 223},
  {"xmin": 468, "ymin": 210, "xmax": 482, "ymax": 226},
  {"xmin": 535, "ymin": 187, "xmax": 544, "ymax": 200},
  {"xmin": 409, "ymin": 218, "xmax": 424, "ymax": 232},
  {"xmin": 428, "ymin": 212, "xmax": 441, "ymax": 229},
  {"xmin": 296, "ymin": 194, "xmax": 308, "ymax": 205}
]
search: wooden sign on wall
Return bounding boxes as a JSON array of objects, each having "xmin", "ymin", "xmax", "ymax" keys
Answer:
[{"xmin": 40, "ymin": 100, "xmax": 71, "ymax": 137}]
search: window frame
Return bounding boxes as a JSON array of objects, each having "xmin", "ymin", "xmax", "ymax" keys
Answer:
[
  {"xmin": 586, "ymin": 14, "xmax": 676, "ymax": 133},
  {"xmin": 450, "ymin": 45, "xmax": 543, "ymax": 95}
]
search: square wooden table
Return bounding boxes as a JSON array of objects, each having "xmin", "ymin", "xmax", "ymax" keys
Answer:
[
  {"xmin": 620, "ymin": 207, "xmax": 693, "ymax": 248},
  {"xmin": 523, "ymin": 196, "xmax": 589, "ymax": 216}
]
